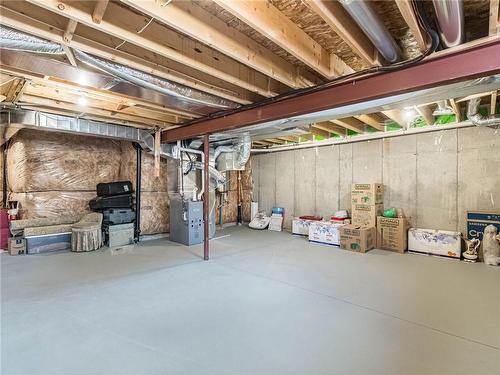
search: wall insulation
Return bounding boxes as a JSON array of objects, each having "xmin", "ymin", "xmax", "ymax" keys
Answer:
[
  {"xmin": 252, "ymin": 127, "xmax": 500, "ymax": 234},
  {"xmin": 5, "ymin": 129, "xmax": 172, "ymax": 235}
]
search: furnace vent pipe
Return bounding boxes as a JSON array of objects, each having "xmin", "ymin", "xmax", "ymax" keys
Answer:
[
  {"xmin": 432, "ymin": 0, "xmax": 464, "ymax": 48},
  {"xmin": 467, "ymin": 97, "xmax": 500, "ymax": 127},
  {"xmin": 339, "ymin": 0, "xmax": 402, "ymax": 63}
]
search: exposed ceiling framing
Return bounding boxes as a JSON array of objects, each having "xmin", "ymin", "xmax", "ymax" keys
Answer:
[{"xmin": 0, "ymin": 0, "xmax": 497, "ymax": 141}]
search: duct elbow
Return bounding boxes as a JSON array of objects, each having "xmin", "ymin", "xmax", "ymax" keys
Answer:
[{"xmin": 467, "ymin": 97, "xmax": 500, "ymax": 127}]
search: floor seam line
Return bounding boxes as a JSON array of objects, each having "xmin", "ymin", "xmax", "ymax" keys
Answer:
[{"xmin": 216, "ymin": 262, "xmax": 500, "ymax": 352}]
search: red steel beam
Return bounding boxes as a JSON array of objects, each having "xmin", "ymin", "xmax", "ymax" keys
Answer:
[{"xmin": 162, "ymin": 38, "xmax": 500, "ymax": 142}]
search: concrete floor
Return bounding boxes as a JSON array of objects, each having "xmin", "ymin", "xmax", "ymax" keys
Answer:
[{"xmin": 2, "ymin": 226, "xmax": 499, "ymax": 374}]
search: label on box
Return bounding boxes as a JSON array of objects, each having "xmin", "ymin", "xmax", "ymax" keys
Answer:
[
  {"xmin": 466, "ymin": 211, "xmax": 500, "ymax": 240},
  {"xmin": 351, "ymin": 183, "xmax": 383, "ymax": 205},
  {"xmin": 352, "ymin": 204, "xmax": 383, "ymax": 227}
]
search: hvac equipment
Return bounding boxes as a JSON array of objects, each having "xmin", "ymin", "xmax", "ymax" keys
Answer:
[{"xmin": 169, "ymin": 196, "xmax": 204, "ymax": 246}]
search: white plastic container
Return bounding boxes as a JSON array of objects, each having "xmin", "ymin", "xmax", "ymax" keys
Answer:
[
  {"xmin": 408, "ymin": 228, "xmax": 462, "ymax": 259},
  {"xmin": 308, "ymin": 221, "xmax": 344, "ymax": 246}
]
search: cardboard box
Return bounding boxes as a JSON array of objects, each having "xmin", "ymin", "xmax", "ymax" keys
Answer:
[
  {"xmin": 8, "ymin": 237, "xmax": 26, "ymax": 255},
  {"xmin": 351, "ymin": 203, "xmax": 383, "ymax": 227},
  {"xmin": 408, "ymin": 228, "xmax": 462, "ymax": 259},
  {"xmin": 351, "ymin": 183, "xmax": 384, "ymax": 205},
  {"xmin": 376, "ymin": 217, "xmax": 408, "ymax": 253},
  {"xmin": 308, "ymin": 221, "xmax": 344, "ymax": 246},
  {"xmin": 466, "ymin": 211, "xmax": 500, "ymax": 240},
  {"xmin": 292, "ymin": 218, "xmax": 318, "ymax": 236},
  {"xmin": 339, "ymin": 225, "xmax": 376, "ymax": 253}
]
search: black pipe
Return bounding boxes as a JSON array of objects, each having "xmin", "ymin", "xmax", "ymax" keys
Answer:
[
  {"xmin": 134, "ymin": 143, "xmax": 142, "ymax": 242},
  {"xmin": 2, "ymin": 141, "xmax": 8, "ymax": 208}
]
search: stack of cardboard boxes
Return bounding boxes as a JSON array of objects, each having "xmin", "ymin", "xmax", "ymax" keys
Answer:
[{"xmin": 339, "ymin": 184, "xmax": 383, "ymax": 253}]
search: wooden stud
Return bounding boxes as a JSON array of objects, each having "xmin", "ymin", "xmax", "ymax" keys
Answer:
[
  {"xmin": 92, "ymin": 0, "xmax": 109, "ymax": 24},
  {"xmin": 490, "ymin": 0, "xmax": 500, "ymax": 35},
  {"xmin": 63, "ymin": 19, "xmax": 78, "ymax": 43},
  {"xmin": 62, "ymin": 45, "xmax": 78, "ymax": 67},
  {"xmin": 395, "ymin": 0, "xmax": 428, "ymax": 52},
  {"xmin": 491, "ymin": 91, "xmax": 498, "ymax": 115},
  {"xmin": 214, "ymin": 0, "xmax": 353, "ymax": 78},
  {"xmin": 449, "ymin": 98, "xmax": 462, "ymax": 122},
  {"xmin": 120, "ymin": 0, "xmax": 319, "ymax": 88},
  {"xmin": 304, "ymin": 0, "xmax": 379, "ymax": 66},
  {"xmin": 154, "ymin": 129, "xmax": 161, "ymax": 178}
]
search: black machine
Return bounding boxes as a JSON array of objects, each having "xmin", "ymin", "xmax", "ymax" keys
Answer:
[
  {"xmin": 96, "ymin": 181, "xmax": 133, "ymax": 197},
  {"xmin": 89, "ymin": 194, "xmax": 134, "ymax": 210},
  {"xmin": 102, "ymin": 208, "xmax": 135, "ymax": 225}
]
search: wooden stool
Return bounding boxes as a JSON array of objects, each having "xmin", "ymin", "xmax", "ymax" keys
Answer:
[{"xmin": 71, "ymin": 223, "xmax": 102, "ymax": 252}]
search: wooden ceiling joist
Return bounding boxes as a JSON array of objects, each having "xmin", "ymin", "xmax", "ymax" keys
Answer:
[
  {"xmin": 214, "ymin": 0, "xmax": 353, "ymax": 78},
  {"xmin": 0, "ymin": 6, "xmax": 254, "ymax": 105},
  {"xmin": 395, "ymin": 0, "xmax": 428, "ymax": 52},
  {"xmin": 354, "ymin": 114, "xmax": 385, "ymax": 131},
  {"xmin": 20, "ymin": 94, "xmax": 174, "ymax": 128},
  {"xmin": 313, "ymin": 122, "xmax": 346, "ymax": 136},
  {"xmin": 415, "ymin": 105, "xmax": 435, "ymax": 125},
  {"xmin": 62, "ymin": 45, "xmax": 78, "ymax": 67},
  {"xmin": 26, "ymin": 0, "xmax": 282, "ymax": 98},
  {"xmin": 310, "ymin": 126, "xmax": 331, "ymax": 138},
  {"xmin": 381, "ymin": 109, "xmax": 405, "ymax": 128},
  {"xmin": 330, "ymin": 117, "xmax": 365, "ymax": 133},
  {"xmin": 120, "ymin": 0, "xmax": 319, "ymax": 88},
  {"xmin": 92, "ymin": 0, "xmax": 109, "ymax": 24},
  {"xmin": 304, "ymin": 0, "xmax": 379, "ymax": 66}
]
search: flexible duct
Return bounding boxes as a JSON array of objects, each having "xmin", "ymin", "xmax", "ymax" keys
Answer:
[
  {"xmin": 467, "ymin": 98, "xmax": 500, "ymax": 127},
  {"xmin": 432, "ymin": 0, "xmax": 464, "ymax": 48},
  {"xmin": 0, "ymin": 26, "xmax": 236, "ymax": 109},
  {"xmin": 339, "ymin": 0, "xmax": 402, "ymax": 63}
]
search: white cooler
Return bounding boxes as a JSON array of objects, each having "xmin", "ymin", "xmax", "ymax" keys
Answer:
[{"xmin": 408, "ymin": 228, "xmax": 462, "ymax": 259}]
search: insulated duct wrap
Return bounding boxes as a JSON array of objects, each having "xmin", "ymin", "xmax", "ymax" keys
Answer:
[
  {"xmin": 7, "ymin": 129, "xmax": 122, "ymax": 192},
  {"xmin": 0, "ymin": 26, "xmax": 237, "ymax": 109}
]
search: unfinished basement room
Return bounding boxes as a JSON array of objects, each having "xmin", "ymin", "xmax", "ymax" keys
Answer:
[{"xmin": 1, "ymin": 0, "xmax": 499, "ymax": 374}]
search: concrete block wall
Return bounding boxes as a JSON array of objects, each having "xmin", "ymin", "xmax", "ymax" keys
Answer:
[{"xmin": 251, "ymin": 126, "xmax": 500, "ymax": 234}]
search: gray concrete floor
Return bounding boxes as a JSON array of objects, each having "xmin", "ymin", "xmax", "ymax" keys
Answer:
[{"xmin": 2, "ymin": 226, "xmax": 499, "ymax": 374}]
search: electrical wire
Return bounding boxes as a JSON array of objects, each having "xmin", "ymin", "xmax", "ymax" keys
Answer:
[{"xmin": 185, "ymin": 0, "xmax": 440, "ymax": 127}]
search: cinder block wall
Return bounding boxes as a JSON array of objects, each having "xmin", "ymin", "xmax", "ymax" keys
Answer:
[{"xmin": 251, "ymin": 127, "xmax": 500, "ymax": 234}]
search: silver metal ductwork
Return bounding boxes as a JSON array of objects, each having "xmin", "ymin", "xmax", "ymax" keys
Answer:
[
  {"xmin": 0, "ymin": 26, "xmax": 237, "ymax": 110},
  {"xmin": 339, "ymin": 0, "xmax": 402, "ymax": 63},
  {"xmin": 467, "ymin": 98, "xmax": 500, "ymax": 127},
  {"xmin": 432, "ymin": 0, "xmax": 464, "ymax": 48}
]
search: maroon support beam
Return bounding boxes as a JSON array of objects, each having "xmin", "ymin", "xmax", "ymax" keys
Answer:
[
  {"xmin": 162, "ymin": 38, "xmax": 500, "ymax": 142},
  {"xmin": 203, "ymin": 133, "xmax": 209, "ymax": 261}
]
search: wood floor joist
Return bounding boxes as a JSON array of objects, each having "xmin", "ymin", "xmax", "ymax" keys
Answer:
[
  {"xmin": 120, "ymin": 0, "xmax": 319, "ymax": 88},
  {"xmin": 214, "ymin": 0, "xmax": 353, "ymax": 78},
  {"xmin": 395, "ymin": 0, "xmax": 428, "ymax": 52},
  {"xmin": 304, "ymin": 0, "xmax": 379, "ymax": 66},
  {"xmin": 26, "ymin": 0, "xmax": 282, "ymax": 98},
  {"xmin": 0, "ymin": 6, "xmax": 255, "ymax": 105}
]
